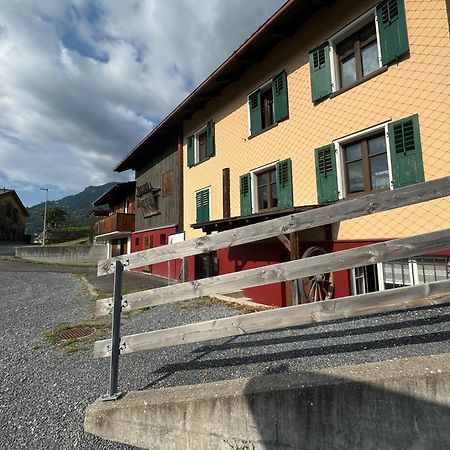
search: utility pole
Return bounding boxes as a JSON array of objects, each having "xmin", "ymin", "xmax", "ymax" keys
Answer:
[{"xmin": 40, "ymin": 188, "xmax": 48, "ymax": 246}]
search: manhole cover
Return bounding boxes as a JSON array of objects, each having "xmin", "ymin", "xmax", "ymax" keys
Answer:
[{"xmin": 58, "ymin": 327, "xmax": 96, "ymax": 341}]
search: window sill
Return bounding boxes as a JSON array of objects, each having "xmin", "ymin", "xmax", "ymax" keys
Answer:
[
  {"xmin": 248, "ymin": 122, "xmax": 278, "ymax": 140},
  {"xmin": 189, "ymin": 156, "xmax": 213, "ymax": 168},
  {"xmin": 330, "ymin": 66, "xmax": 388, "ymax": 99}
]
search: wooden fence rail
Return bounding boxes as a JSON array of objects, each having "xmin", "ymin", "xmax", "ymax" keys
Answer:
[
  {"xmin": 96, "ymin": 227, "xmax": 450, "ymax": 316},
  {"xmin": 97, "ymin": 176, "xmax": 450, "ymax": 276},
  {"xmin": 94, "ymin": 279, "xmax": 450, "ymax": 358}
]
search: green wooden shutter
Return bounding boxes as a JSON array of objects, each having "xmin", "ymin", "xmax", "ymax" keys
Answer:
[
  {"xmin": 315, "ymin": 144, "xmax": 339, "ymax": 204},
  {"xmin": 388, "ymin": 114, "xmax": 424, "ymax": 188},
  {"xmin": 248, "ymin": 90, "xmax": 262, "ymax": 135},
  {"xmin": 276, "ymin": 159, "xmax": 293, "ymax": 209},
  {"xmin": 272, "ymin": 70, "xmax": 288, "ymax": 123},
  {"xmin": 187, "ymin": 135, "xmax": 195, "ymax": 168},
  {"xmin": 240, "ymin": 173, "xmax": 252, "ymax": 216},
  {"xmin": 196, "ymin": 189, "xmax": 210, "ymax": 223},
  {"xmin": 309, "ymin": 42, "xmax": 332, "ymax": 102},
  {"xmin": 206, "ymin": 120, "xmax": 215, "ymax": 157},
  {"xmin": 376, "ymin": 0, "xmax": 409, "ymax": 65}
]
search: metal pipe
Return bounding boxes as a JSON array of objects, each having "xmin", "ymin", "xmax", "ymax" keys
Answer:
[
  {"xmin": 105, "ymin": 260, "xmax": 123, "ymax": 400},
  {"xmin": 40, "ymin": 188, "xmax": 48, "ymax": 246}
]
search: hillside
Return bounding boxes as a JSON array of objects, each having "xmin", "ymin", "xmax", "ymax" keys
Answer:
[{"xmin": 26, "ymin": 182, "xmax": 118, "ymax": 234}]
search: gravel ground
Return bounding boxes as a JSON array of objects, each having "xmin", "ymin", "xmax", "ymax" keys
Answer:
[{"xmin": 1, "ymin": 269, "xmax": 449, "ymax": 449}]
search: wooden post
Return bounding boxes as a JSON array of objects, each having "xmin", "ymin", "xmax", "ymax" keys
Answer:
[{"xmin": 223, "ymin": 168, "xmax": 230, "ymax": 219}]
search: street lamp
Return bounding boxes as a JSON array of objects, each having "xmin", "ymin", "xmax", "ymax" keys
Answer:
[{"xmin": 40, "ymin": 188, "xmax": 48, "ymax": 246}]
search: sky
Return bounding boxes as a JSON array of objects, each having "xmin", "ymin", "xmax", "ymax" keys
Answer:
[{"xmin": 0, "ymin": 0, "xmax": 286, "ymax": 207}]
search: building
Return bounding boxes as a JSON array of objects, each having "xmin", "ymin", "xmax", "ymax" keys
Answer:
[
  {"xmin": 0, "ymin": 189, "xmax": 29, "ymax": 241},
  {"xmin": 115, "ymin": 0, "xmax": 450, "ymax": 305},
  {"xmin": 93, "ymin": 182, "xmax": 136, "ymax": 258},
  {"xmin": 114, "ymin": 131, "xmax": 184, "ymax": 279}
]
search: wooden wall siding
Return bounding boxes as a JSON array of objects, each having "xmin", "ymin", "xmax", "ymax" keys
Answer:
[
  {"xmin": 135, "ymin": 140, "xmax": 180, "ymax": 231},
  {"xmin": 96, "ymin": 213, "xmax": 135, "ymax": 235}
]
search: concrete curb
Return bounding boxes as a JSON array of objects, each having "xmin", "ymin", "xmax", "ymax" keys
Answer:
[{"xmin": 85, "ymin": 353, "xmax": 450, "ymax": 450}]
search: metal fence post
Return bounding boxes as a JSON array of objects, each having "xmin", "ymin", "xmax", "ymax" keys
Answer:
[{"xmin": 102, "ymin": 260, "xmax": 123, "ymax": 401}]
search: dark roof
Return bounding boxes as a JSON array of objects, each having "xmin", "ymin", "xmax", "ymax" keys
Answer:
[
  {"xmin": 0, "ymin": 189, "xmax": 30, "ymax": 217},
  {"xmin": 115, "ymin": 0, "xmax": 331, "ymax": 172},
  {"xmin": 92, "ymin": 181, "xmax": 136, "ymax": 207},
  {"xmin": 191, "ymin": 205, "xmax": 320, "ymax": 234}
]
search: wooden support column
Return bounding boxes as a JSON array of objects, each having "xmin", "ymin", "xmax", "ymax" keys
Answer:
[
  {"xmin": 223, "ymin": 168, "xmax": 230, "ymax": 219},
  {"xmin": 177, "ymin": 128, "xmax": 184, "ymax": 231},
  {"xmin": 287, "ymin": 232, "xmax": 300, "ymax": 306}
]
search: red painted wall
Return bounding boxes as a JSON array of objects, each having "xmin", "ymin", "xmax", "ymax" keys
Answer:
[
  {"xmin": 217, "ymin": 243, "xmax": 289, "ymax": 307},
  {"xmin": 131, "ymin": 226, "xmax": 182, "ymax": 279}
]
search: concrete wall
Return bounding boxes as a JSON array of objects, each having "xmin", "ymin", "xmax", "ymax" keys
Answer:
[
  {"xmin": 85, "ymin": 353, "xmax": 450, "ymax": 450},
  {"xmin": 15, "ymin": 245, "xmax": 107, "ymax": 264},
  {"xmin": 182, "ymin": 0, "xmax": 450, "ymax": 240}
]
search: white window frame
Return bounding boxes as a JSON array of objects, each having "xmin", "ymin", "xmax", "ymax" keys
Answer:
[
  {"xmin": 193, "ymin": 124, "xmax": 208, "ymax": 164},
  {"xmin": 194, "ymin": 186, "xmax": 211, "ymax": 223},
  {"xmin": 247, "ymin": 78, "xmax": 273, "ymax": 136},
  {"xmin": 351, "ymin": 257, "xmax": 450, "ymax": 295},
  {"xmin": 328, "ymin": 7, "xmax": 382, "ymax": 93},
  {"xmin": 334, "ymin": 121, "xmax": 392, "ymax": 200},
  {"xmin": 249, "ymin": 160, "xmax": 279, "ymax": 213}
]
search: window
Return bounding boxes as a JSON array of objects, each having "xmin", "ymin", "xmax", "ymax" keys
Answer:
[
  {"xmin": 195, "ymin": 188, "xmax": 210, "ymax": 223},
  {"xmin": 309, "ymin": 0, "xmax": 409, "ymax": 101},
  {"xmin": 135, "ymin": 237, "xmax": 140, "ymax": 247},
  {"xmin": 162, "ymin": 170, "xmax": 173, "ymax": 197},
  {"xmin": 248, "ymin": 70, "xmax": 288, "ymax": 136},
  {"xmin": 343, "ymin": 133, "xmax": 389, "ymax": 195},
  {"xmin": 315, "ymin": 114, "xmax": 424, "ymax": 204},
  {"xmin": 240, "ymin": 159, "xmax": 293, "ymax": 215},
  {"xmin": 336, "ymin": 22, "xmax": 380, "ymax": 89},
  {"xmin": 352, "ymin": 256, "xmax": 450, "ymax": 295},
  {"xmin": 187, "ymin": 120, "xmax": 215, "ymax": 167},
  {"xmin": 257, "ymin": 167, "xmax": 278, "ymax": 211}
]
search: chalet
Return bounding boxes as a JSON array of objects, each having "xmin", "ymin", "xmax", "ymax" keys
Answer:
[
  {"xmin": 115, "ymin": 0, "xmax": 450, "ymax": 305},
  {"xmin": 114, "ymin": 132, "xmax": 183, "ymax": 279},
  {"xmin": 93, "ymin": 182, "xmax": 136, "ymax": 258},
  {"xmin": 0, "ymin": 189, "xmax": 29, "ymax": 241}
]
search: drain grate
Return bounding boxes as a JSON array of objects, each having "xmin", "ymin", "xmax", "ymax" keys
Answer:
[{"xmin": 58, "ymin": 327, "xmax": 96, "ymax": 341}]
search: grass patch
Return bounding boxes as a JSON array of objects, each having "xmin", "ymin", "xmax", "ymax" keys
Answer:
[{"xmin": 44, "ymin": 319, "xmax": 110, "ymax": 355}]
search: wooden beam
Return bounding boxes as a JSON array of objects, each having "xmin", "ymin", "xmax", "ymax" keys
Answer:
[
  {"xmin": 96, "ymin": 228, "xmax": 450, "ymax": 315},
  {"xmin": 97, "ymin": 176, "xmax": 450, "ymax": 276},
  {"xmin": 93, "ymin": 279, "xmax": 450, "ymax": 358},
  {"xmin": 277, "ymin": 234, "xmax": 291, "ymax": 252}
]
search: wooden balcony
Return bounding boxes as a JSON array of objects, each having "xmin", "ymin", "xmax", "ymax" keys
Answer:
[{"xmin": 95, "ymin": 213, "xmax": 135, "ymax": 236}]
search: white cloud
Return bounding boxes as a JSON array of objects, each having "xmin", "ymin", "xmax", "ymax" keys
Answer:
[{"xmin": 0, "ymin": 0, "xmax": 285, "ymax": 205}]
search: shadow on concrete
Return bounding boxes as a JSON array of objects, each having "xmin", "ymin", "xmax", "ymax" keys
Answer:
[
  {"xmin": 237, "ymin": 364, "xmax": 450, "ymax": 450},
  {"xmin": 85, "ymin": 356, "xmax": 450, "ymax": 450}
]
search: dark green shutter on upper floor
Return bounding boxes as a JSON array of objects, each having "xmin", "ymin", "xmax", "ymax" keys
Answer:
[
  {"xmin": 276, "ymin": 159, "xmax": 293, "ymax": 209},
  {"xmin": 376, "ymin": 0, "xmax": 409, "ymax": 65},
  {"xmin": 240, "ymin": 173, "xmax": 252, "ymax": 216},
  {"xmin": 206, "ymin": 120, "xmax": 215, "ymax": 158},
  {"xmin": 196, "ymin": 189, "xmax": 210, "ymax": 223},
  {"xmin": 187, "ymin": 135, "xmax": 195, "ymax": 168},
  {"xmin": 315, "ymin": 144, "xmax": 339, "ymax": 204},
  {"xmin": 272, "ymin": 71, "xmax": 288, "ymax": 123},
  {"xmin": 388, "ymin": 114, "xmax": 424, "ymax": 189},
  {"xmin": 309, "ymin": 42, "xmax": 332, "ymax": 102},
  {"xmin": 249, "ymin": 90, "xmax": 262, "ymax": 136}
]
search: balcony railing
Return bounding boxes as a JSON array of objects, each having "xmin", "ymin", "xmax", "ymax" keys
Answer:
[{"xmin": 95, "ymin": 213, "xmax": 135, "ymax": 236}]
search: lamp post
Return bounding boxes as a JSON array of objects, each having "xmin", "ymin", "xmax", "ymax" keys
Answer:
[{"xmin": 40, "ymin": 188, "xmax": 48, "ymax": 246}]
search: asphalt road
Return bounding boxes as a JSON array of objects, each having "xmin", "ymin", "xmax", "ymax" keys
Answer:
[{"xmin": 1, "ymin": 260, "xmax": 449, "ymax": 449}]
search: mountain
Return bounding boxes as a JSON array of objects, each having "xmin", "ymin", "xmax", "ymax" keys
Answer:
[{"xmin": 26, "ymin": 182, "xmax": 118, "ymax": 234}]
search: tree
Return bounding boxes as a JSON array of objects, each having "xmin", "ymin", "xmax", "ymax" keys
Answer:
[{"xmin": 39, "ymin": 205, "xmax": 66, "ymax": 229}]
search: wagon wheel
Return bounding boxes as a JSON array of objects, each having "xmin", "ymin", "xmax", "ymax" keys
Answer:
[{"xmin": 299, "ymin": 246, "xmax": 334, "ymax": 303}]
